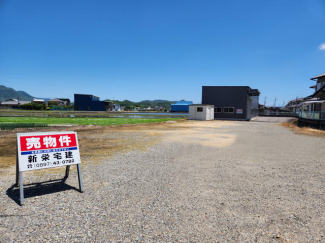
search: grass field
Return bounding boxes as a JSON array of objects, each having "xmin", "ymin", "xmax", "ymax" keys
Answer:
[
  {"xmin": 0, "ymin": 110, "xmax": 187, "ymax": 118},
  {"xmin": 0, "ymin": 116, "xmax": 182, "ymax": 126}
]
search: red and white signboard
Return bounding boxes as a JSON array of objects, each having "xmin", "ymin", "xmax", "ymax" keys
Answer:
[
  {"xmin": 236, "ymin": 109, "xmax": 243, "ymax": 114},
  {"xmin": 17, "ymin": 131, "xmax": 81, "ymax": 172}
]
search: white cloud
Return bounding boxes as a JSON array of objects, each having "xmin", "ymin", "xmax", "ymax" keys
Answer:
[{"xmin": 319, "ymin": 43, "xmax": 325, "ymax": 51}]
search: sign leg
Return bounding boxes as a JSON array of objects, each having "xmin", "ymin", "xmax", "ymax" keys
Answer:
[
  {"xmin": 19, "ymin": 172, "xmax": 24, "ymax": 205},
  {"xmin": 64, "ymin": 165, "xmax": 70, "ymax": 179},
  {"xmin": 16, "ymin": 146, "xmax": 19, "ymax": 186},
  {"xmin": 77, "ymin": 164, "xmax": 83, "ymax": 193},
  {"xmin": 16, "ymin": 159, "xmax": 19, "ymax": 187}
]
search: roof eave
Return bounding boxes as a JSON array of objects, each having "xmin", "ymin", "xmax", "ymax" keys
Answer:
[{"xmin": 310, "ymin": 72, "xmax": 325, "ymax": 80}]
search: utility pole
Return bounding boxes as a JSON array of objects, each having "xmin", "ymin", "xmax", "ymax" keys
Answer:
[
  {"xmin": 274, "ymin": 98, "xmax": 276, "ymax": 108},
  {"xmin": 264, "ymin": 96, "xmax": 266, "ymax": 106}
]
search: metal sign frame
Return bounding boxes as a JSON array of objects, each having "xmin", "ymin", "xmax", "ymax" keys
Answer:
[{"xmin": 15, "ymin": 131, "xmax": 83, "ymax": 205}]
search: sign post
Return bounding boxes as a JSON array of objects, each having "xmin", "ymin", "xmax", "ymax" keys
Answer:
[{"xmin": 16, "ymin": 131, "xmax": 83, "ymax": 205}]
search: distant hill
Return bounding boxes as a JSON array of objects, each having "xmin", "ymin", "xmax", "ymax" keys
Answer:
[
  {"xmin": 105, "ymin": 99, "xmax": 177, "ymax": 109},
  {"xmin": 0, "ymin": 85, "xmax": 34, "ymax": 102},
  {"xmin": 17, "ymin": 91, "xmax": 34, "ymax": 99},
  {"xmin": 0, "ymin": 86, "xmax": 181, "ymax": 108}
]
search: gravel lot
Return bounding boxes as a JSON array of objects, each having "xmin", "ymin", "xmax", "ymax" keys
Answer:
[{"xmin": 1, "ymin": 120, "xmax": 325, "ymax": 242}]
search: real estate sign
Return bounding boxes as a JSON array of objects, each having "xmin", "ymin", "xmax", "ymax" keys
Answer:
[
  {"xmin": 17, "ymin": 131, "xmax": 81, "ymax": 171},
  {"xmin": 16, "ymin": 131, "xmax": 83, "ymax": 205}
]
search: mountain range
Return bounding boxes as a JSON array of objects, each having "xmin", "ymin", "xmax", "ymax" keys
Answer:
[
  {"xmin": 105, "ymin": 99, "xmax": 176, "ymax": 109},
  {"xmin": 0, "ymin": 85, "xmax": 53, "ymax": 102},
  {"xmin": 0, "ymin": 85, "xmax": 35, "ymax": 102},
  {"xmin": 0, "ymin": 85, "xmax": 179, "ymax": 108}
]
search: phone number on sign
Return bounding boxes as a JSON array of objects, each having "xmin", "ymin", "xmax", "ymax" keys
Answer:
[{"xmin": 29, "ymin": 159, "xmax": 75, "ymax": 169}]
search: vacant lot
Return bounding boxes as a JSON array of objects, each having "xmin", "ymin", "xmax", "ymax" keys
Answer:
[{"xmin": 0, "ymin": 120, "xmax": 325, "ymax": 242}]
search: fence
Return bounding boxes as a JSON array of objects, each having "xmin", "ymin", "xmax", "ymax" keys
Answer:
[
  {"xmin": 299, "ymin": 111, "xmax": 325, "ymax": 120},
  {"xmin": 258, "ymin": 111, "xmax": 298, "ymax": 117}
]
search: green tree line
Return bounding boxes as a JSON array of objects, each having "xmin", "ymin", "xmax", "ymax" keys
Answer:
[
  {"xmin": 106, "ymin": 99, "xmax": 176, "ymax": 109},
  {"xmin": 19, "ymin": 102, "xmax": 73, "ymax": 110}
]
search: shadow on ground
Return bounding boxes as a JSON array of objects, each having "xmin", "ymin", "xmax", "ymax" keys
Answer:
[{"xmin": 6, "ymin": 178, "xmax": 80, "ymax": 206}]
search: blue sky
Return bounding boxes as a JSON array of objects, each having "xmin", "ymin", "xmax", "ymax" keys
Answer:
[{"xmin": 0, "ymin": 0, "xmax": 325, "ymax": 105}]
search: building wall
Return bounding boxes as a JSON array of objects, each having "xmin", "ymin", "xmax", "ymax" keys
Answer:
[
  {"xmin": 171, "ymin": 104, "xmax": 190, "ymax": 112},
  {"xmin": 74, "ymin": 94, "xmax": 106, "ymax": 111},
  {"xmin": 251, "ymin": 96, "xmax": 259, "ymax": 109},
  {"xmin": 206, "ymin": 106, "xmax": 214, "ymax": 120},
  {"xmin": 189, "ymin": 105, "xmax": 214, "ymax": 120},
  {"xmin": 250, "ymin": 96, "xmax": 259, "ymax": 118},
  {"xmin": 316, "ymin": 77, "xmax": 325, "ymax": 92},
  {"xmin": 202, "ymin": 86, "xmax": 250, "ymax": 120},
  {"xmin": 247, "ymin": 97, "xmax": 252, "ymax": 119},
  {"xmin": 171, "ymin": 101, "xmax": 193, "ymax": 112}
]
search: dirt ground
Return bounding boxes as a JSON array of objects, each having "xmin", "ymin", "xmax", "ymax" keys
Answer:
[
  {"xmin": 1, "ymin": 120, "xmax": 325, "ymax": 242},
  {"xmin": 0, "ymin": 122, "xmax": 180, "ymax": 173},
  {"xmin": 0, "ymin": 120, "xmax": 238, "ymax": 173}
]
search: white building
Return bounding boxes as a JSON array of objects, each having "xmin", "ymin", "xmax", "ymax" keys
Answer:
[
  {"xmin": 189, "ymin": 104, "xmax": 214, "ymax": 120},
  {"xmin": 33, "ymin": 98, "xmax": 45, "ymax": 104}
]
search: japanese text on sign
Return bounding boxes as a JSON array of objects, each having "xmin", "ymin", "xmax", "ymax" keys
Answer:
[{"xmin": 17, "ymin": 132, "xmax": 80, "ymax": 172}]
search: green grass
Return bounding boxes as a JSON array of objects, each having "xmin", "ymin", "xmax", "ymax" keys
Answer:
[{"xmin": 0, "ymin": 117, "xmax": 181, "ymax": 126}]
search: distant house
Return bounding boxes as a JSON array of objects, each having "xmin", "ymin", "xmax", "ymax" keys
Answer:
[
  {"xmin": 298, "ymin": 72, "xmax": 325, "ymax": 130},
  {"xmin": 112, "ymin": 104, "xmax": 121, "ymax": 111},
  {"xmin": 48, "ymin": 98, "xmax": 67, "ymax": 106},
  {"xmin": 310, "ymin": 72, "xmax": 325, "ymax": 100},
  {"xmin": 0, "ymin": 99, "xmax": 31, "ymax": 109},
  {"xmin": 114, "ymin": 104, "xmax": 120, "ymax": 111},
  {"xmin": 202, "ymin": 86, "xmax": 260, "ymax": 120},
  {"xmin": 171, "ymin": 101, "xmax": 193, "ymax": 112},
  {"xmin": 285, "ymin": 98, "xmax": 305, "ymax": 114},
  {"xmin": 58, "ymin": 98, "xmax": 71, "ymax": 105},
  {"xmin": 107, "ymin": 103, "xmax": 121, "ymax": 111},
  {"xmin": 33, "ymin": 98, "xmax": 45, "ymax": 104},
  {"xmin": 74, "ymin": 94, "xmax": 110, "ymax": 111}
]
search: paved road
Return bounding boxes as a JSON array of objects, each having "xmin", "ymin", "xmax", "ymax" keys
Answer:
[
  {"xmin": 251, "ymin": 116, "xmax": 298, "ymax": 123},
  {"xmin": 0, "ymin": 121, "xmax": 324, "ymax": 242}
]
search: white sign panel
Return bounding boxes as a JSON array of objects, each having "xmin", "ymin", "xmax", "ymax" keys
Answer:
[{"xmin": 17, "ymin": 131, "xmax": 81, "ymax": 172}]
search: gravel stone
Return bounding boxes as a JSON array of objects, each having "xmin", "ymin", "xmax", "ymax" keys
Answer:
[{"xmin": 0, "ymin": 121, "xmax": 325, "ymax": 242}]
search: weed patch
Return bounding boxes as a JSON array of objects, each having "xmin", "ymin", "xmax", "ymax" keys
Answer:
[{"xmin": 279, "ymin": 122, "xmax": 325, "ymax": 137}]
